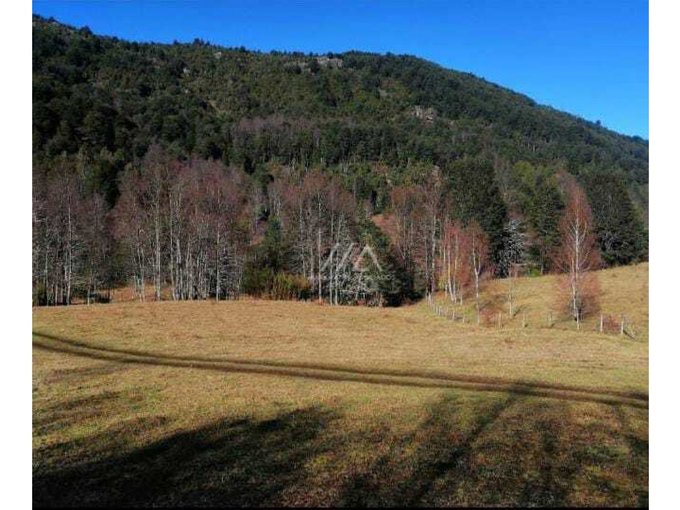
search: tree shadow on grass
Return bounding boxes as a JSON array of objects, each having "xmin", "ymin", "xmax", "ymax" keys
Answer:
[
  {"xmin": 33, "ymin": 392, "xmax": 648, "ymax": 508},
  {"xmin": 33, "ymin": 389, "xmax": 146, "ymax": 438},
  {"xmin": 338, "ymin": 393, "xmax": 519, "ymax": 507},
  {"xmin": 337, "ymin": 393, "xmax": 648, "ymax": 507},
  {"xmin": 33, "ymin": 331, "xmax": 648, "ymax": 507},
  {"xmin": 613, "ymin": 405, "xmax": 649, "ymax": 507},
  {"xmin": 33, "ymin": 406, "xmax": 338, "ymax": 508}
]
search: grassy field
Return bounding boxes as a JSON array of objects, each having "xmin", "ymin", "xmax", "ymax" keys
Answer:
[{"xmin": 33, "ymin": 264, "xmax": 648, "ymax": 507}]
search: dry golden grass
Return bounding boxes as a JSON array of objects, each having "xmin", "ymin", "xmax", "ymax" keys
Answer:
[
  {"xmin": 437, "ymin": 262, "xmax": 649, "ymax": 341},
  {"xmin": 32, "ymin": 264, "xmax": 648, "ymax": 507}
]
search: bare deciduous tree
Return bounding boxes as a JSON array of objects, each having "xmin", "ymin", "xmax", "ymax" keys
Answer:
[
  {"xmin": 468, "ymin": 222, "xmax": 490, "ymax": 325},
  {"xmin": 280, "ymin": 169, "xmax": 355, "ymax": 304},
  {"xmin": 552, "ymin": 177, "xmax": 601, "ymax": 329},
  {"xmin": 112, "ymin": 151, "xmax": 252, "ymax": 303},
  {"xmin": 439, "ymin": 219, "xmax": 471, "ymax": 306},
  {"xmin": 390, "ymin": 184, "xmax": 425, "ymax": 281},
  {"xmin": 33, "ymin": 159, "xmax": 111, "ymax": 306},
  {"xmin": 421, "ymin": 167, "xmax": 445, "ymax": 297}
]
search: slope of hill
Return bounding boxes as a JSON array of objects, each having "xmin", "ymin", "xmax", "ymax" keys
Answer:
[
  {"xmin": 32, "ymin": 16, "xmax": 649, "ymax": 306},
  {"xmin": 428, "ymin": 262, "xmax": 648, "ymax": 342},
  {"xmin": 32, "ymin": 15, "xmax": 648, "ymax": 210}
]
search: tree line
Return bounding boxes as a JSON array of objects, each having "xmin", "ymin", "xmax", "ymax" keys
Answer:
[
  {"xmin": 32, "ymin": 16, "xmax": 645, "ymax": 323},
  {"xmin": 33, "ymin": 142, "xmax": 621, "ymax": 328}
]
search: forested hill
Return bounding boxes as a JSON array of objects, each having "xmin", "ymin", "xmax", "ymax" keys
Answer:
[
  {"xmin": 32, "ymin": 16, "xmax": 648, "ymax": 306},
  {"xmin": 33, "ymin": 16, "xmax": 647, "ymax": 199}
]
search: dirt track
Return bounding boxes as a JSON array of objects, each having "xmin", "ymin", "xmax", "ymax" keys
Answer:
[{"xmin": 33, "ymin": 331, "xmax": 648, "ymax": 409}]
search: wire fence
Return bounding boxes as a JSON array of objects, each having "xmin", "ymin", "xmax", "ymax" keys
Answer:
[{"xmin": 426, "ymin": 294, "xmax": 638, "ymax": 339}]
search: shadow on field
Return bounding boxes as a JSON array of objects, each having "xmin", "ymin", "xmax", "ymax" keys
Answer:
[
  {"xmin": 32, "ymin": 331, "xmax": 648, "ymax": 506},
  {"xmin": 34, "ymin": 406, "xmax": 339, "ymax": 507},
  {"xmin": 32, "ymin": 331, "xmax": 648, "ymax": 409},
  {"xmin": 339, "ymin": 393, "xmax": 520, "ymax": 507},
  {"xmin": 337, "ymin": 394, "xmax": 648, "ymax": 507},
  {"xmin": 33, "ymin": 392, "xmax": 649, "ymax": 507},
  {"xmin": 613, "ymin": 405, "xmax": 650, "ymax": 507},
  {"xmin": 33, "ymin": 389, "xmax": 133, "ymax": 437}
]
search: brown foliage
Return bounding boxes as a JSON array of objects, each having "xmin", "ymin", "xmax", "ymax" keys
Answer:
[
  {"xmin": 111, "ymin": 147, "xmax": 252, "ymax": 301},
  {"xmin": 389, "ymin": 184, "xmax": 427, "ymax": 274},
  {"xmin": 279, "ymin": 169, "xmax": 356, "ymax": 302},
  {"xmin": 552, "ymin": 176, "xmax": 601, "ymax": 324}
]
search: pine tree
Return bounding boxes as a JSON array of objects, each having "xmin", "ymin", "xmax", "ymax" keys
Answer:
[
  {"xmin": 583, "ymin": 173, "xmax": 647, "ymax": 266},
  {"xmin": 448, "ymin": 158, "xmax": 507, "ymax": 271}
]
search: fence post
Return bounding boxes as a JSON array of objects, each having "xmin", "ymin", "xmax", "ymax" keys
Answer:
[
  {"xmin": 600, "ymin": 314, "xmax": 604, "ymax": 333},
  {"xmin": 620, "ymin": 314, "xmax": 625, "ymax": 336},
  {"xmin": 497, "ymin": 312, "xmax": 502, "ymax": 328}
]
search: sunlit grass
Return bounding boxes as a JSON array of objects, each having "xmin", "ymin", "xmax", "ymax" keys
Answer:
[{"xmin": 32, "ymin": 264, "xmax": 648, "ymax": 506}]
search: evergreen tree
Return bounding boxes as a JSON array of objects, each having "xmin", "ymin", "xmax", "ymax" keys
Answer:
[
  {"xmin": 358, "ymin": 217, "xmax": 412, "ymax": 305},
  {"xmin": 448, "ymin": 158, "xmax": 507, "ymax": 270},
  {"xmin": 583, "ymin": 173, "xmax": 647, "ymax": 266},
  {"xmin": 512, "ymin": 162, "xmax": 563, "ymax": 273}
]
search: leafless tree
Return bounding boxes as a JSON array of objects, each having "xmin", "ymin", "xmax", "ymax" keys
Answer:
[
  {"xmin": 468, "ymin": 222, "xmax": 490, "ymax": 325},
  {"xmin": 112, "ymin": 149, "xmax": 252, "ymax": 303},
  {"xmin": 421, "ymin": 167, "xmax": 445, "ymax": 297},
  {"xmin": 552, "ymin": 177, "xmax": 601, "ymax": 329},
  {"xmin": 280, "ymin": 169, "xmax": 355, "ymax": 304},
  {"xmin": 33, "ymin": 159, "xmax": 110, "ymax": 305},
  {"xmin": 440, "ymin": 219, "xmax": 471, "ymax": 306},
  {"xmin": 390, "ymin": 184, "xmax": 425, "ymax": 281}
]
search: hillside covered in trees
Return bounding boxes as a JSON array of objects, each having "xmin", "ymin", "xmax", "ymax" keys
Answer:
[{"xmin": 32, "ymin": 16, "xmax": 648, "ymax": 307}]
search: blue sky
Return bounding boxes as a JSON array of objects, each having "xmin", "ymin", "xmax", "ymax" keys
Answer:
[{"xmin": 33, "ymin": 0, "xmax": 649, "ymax": 138}]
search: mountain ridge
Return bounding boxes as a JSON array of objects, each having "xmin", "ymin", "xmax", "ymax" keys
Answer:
[
  {"xmin": 33, "ymin": 14, "xmax": 646, "ymax": 141},
  {"xmin": 31, "ymin": 14, "xmax": 648, "ymax": 306},
  {"xmin": 33, "ymin": 15, "xmax": 649, "ymax": 223}
]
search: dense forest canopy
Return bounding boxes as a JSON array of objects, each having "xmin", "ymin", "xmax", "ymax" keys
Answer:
[{"xmin": 32, "ymin": 16, "xmax": 648, "ymax": 306}]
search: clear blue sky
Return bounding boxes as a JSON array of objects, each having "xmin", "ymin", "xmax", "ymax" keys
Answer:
[{"xmin": 33, "ymin": 0, "xmax": 649, "ymax": 138}]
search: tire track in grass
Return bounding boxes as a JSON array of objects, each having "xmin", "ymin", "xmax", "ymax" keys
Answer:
[{"xmin": 32, "ymin": 332, "xmax": 648, "ymax": 409}]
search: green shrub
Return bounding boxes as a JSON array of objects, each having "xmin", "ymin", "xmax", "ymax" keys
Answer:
[
  {"xmin": 271, "ymin": 273, "xmax": 312, "ymax": 301},
  {"xmin": 241, "ymin": 266, "xmax": 275, "ymax": 297},
  {"xmin": 242, "ymin": 265, "xmax": 311, "ymax": 301}
]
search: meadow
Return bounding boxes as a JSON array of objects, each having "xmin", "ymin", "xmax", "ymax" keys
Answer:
[{"xmin": 32, "ymin": 264, "xmax": 648, "ymax": 507}]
